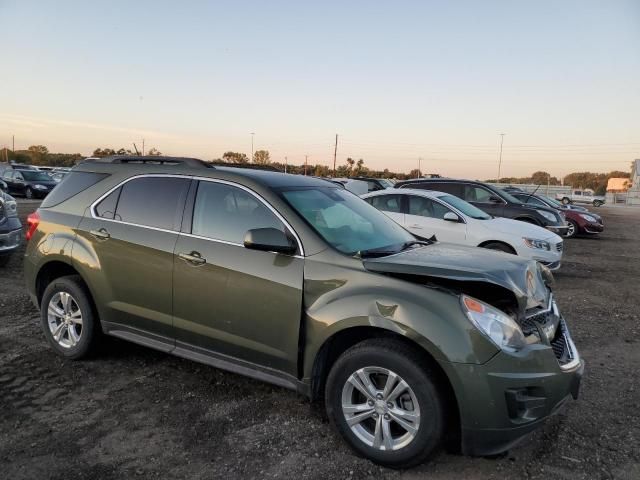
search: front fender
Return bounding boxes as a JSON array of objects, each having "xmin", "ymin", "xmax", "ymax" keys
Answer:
[{"xmin": 301, "ymin": 257, "xmax": 498, "ymax": 380}]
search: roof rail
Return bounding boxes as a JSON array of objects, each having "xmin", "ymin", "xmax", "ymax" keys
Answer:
[{"xmin": 79, "ymin": 155, "xmax": 214, "ymax": 168}]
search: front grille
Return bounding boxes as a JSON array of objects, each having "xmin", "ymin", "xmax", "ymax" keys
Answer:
[
  {"xmin": 556, "ymin": 242, "xmax": 563, "ymax": 252},
  {"xmin": 550, "ymin": 319, "xmax": 576, "ymax": 366}
]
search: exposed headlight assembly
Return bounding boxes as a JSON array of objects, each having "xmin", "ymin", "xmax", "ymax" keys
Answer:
[
  {"xmin": 523, "ymin": 238, "xmax": 550, "ymax": 250},
  {"xmin": 461, "ymin": 295, "xmax": 526, "ymax": 351},
  {"xmin": 579, "ymin": 213, "xmax": 597, "ymax": 223}
]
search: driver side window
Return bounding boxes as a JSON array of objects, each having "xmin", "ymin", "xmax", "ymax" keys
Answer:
[
  {"xmin": 464, "ymin": 185, "xmax": 493, "ymax": 203},
  {"xmin": 408, "ymin": 196, "xmax": 451, "ymax": 219}
]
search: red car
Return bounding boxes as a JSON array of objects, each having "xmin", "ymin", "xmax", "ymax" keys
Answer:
[{"xmin": 511, "ymin": 193, "xmax": 604, "ymax": 238}]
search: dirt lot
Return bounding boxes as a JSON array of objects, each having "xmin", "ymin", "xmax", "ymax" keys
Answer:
[{"xmin": 1, "ymin": 201, "xmax": 639, "ymax": 480}]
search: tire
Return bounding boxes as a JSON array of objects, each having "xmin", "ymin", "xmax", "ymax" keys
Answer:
[
  {"xmin": 593, "ymin": 200, "xmax": 602, "ymax": 207},
  {"xmin": 25, "ymin": 187, "xmax": 33, "ymax": 199},
  {"xmin": 561, "ymin": 197, "xmax": 571, "ymax": 205},
  {"xmin": 481, "ymin": 241, "xmax": 516, "ymax": 254},
  {"xmin": 40, "ymin": 275, "xmax": 100, "ymax": 359},
  {"xmin": 325, "ymin": 338, "xmax": 445, "ymax": 468},
  {"xmin": 0, "ymin": 255, "xmax": 10, "ymax": 267},
  {"xmin": 566, "ymin": 219, "xmax": 579, "ymax": 238}
]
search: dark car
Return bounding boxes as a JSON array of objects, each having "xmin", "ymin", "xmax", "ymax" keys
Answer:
[
  {"xmin": 349, "ymin": 176, "xmax": 394, "ymax": 192},
  {"xmin": 1, "ymin": 168, "xmax": 58, "ymax": 199},
  {"xmin": 511, "ymin": 192, "xmax": 604, "ymax": 238},
  {"xmin": 0, "ymin": 188, "xmax": 21, "ymax": 266},
  {"xmin": 24, "ymin": 156, "xmax": 582, "ymax": 467},
  {"xmin": 394, "ymin": 179, "xmax": 569, "ymax": 236}
]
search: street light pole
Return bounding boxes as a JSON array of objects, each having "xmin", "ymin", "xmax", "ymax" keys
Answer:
[
  {"xmin": 497, "ymin": 133, "xmax": 506, "ymax": 182},
  {"xmin": 250, "ymin": 132, "xmax": 255, "ymax": 163}
]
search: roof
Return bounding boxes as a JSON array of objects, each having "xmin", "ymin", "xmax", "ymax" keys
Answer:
[
  {"xmin": 606, "ymin": 177, "xmax": 630, "ymax": 191},
  {"xmin": 76, "ymin": 155, "xmax": 332, "ymax": 189},
  {"xmin": 362, "ymin": 188, "xmax": 448, "ymax": 198}
]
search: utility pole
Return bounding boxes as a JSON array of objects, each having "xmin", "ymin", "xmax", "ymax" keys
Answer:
[
  {"xmin": 304, "ymin": 155, "xmax": 308, "ymax": 176},
  {"xmin": 250, "ymin": 132, "xmax": 255, "ymax": 163},
  {"xmin": 333, "ymin": 134, "xmax": 338, "ymax": 176},
  {"xmin": 142, "ymin": 139, "xmax": 145, "ymax": 156},
  {"xmin": 12, "ymin": 135, "xmax": 15, "ymax": 152},
  {"xmin": 497, "ymin": 133, "xmax": 506, "ymax": 182},
  {"xmin": 284, "ymin": 156, "xmax": 288, "ymax": 174},
  {"xmin": 417, "ymin": 157, "xmax": 422, "ymax": 178}
]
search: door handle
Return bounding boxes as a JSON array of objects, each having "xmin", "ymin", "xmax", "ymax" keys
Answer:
[
  {"xmin": 409, "ymin": 224, "xmax": 423, "ymax": 229},
  {"xmin": 90, "ymin": 228, "xmax": 110, "ymax": 240},
  {"xmin": 178, "ymin": 251, "xmax": 206, "ymax": 265}
]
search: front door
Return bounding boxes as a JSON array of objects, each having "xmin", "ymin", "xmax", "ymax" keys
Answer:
[
  {"xmin": 172, "ymin": 180, "xmax": 304, "ymax": 375},
  {"xmin": 76, "ymin": 175, "xmax": 191, "ymax": 340},
  {"xmin": 404, "ymin": 195, "xmax": 467, "ymax": 243}
]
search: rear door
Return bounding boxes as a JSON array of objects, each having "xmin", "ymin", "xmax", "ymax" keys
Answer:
[
  {"xmin": 404, "ymin": 195, "xmax": 467, "ymax": 243},
  {"xmin": 172, "ymin": 179, "xmax": 304, "ymax": 375},
  {"xmin": 76, "ymin": 175, "xmax": 191, "ymax": 340}
]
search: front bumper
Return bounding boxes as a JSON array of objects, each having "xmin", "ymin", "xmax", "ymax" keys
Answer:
[
  {"xmin": 546, "ymin": 225, "xmax": 569, "ymax": 236},
  {"xmin": 582, "ymin": 222, "xmax": 604, "ymax": 234},
  {"xmin": 441, "ymin": 314, "xmax": 583, "ymax": 456}
]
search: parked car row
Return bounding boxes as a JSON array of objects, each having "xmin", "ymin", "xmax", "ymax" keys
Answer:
[
  {"xmin": 0, "ymin": 187, "xmax": 21, "ymax": 267},
  {"xmin": 21, "ymin": 156, "xmax": 583, "ymax": 468},
  {"xmin": 0, "ymin": 163, "xmax": 70, "ymax": 199}
]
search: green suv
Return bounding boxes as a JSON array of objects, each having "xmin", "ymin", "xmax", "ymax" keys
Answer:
[{"xmin": 24, "ymin": 156, "xmax": 583, "ymax": 467}]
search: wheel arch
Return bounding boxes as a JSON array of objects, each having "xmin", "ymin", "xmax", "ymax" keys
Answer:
[
  {"xmin": 309, "ymin": 326, "xmax": 461, "ymax": 449},
  {"xmin": 35, "ymin": 260, "xmax": 98, "ymax": 317},
  {"xmin": 513, "ymin": 216, "xmax": 541, "ymax": 226},
  {"xmin": 477, "ymin": 240, "xmax": 517, "ymax": 254}
]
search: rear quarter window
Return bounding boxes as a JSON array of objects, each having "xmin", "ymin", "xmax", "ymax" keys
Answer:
[{"xmin": 41, "ymin": 171, "xmax": 109, "ymax": 208}]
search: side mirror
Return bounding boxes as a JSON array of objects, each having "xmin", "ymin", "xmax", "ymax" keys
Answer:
[
  {"xmin": 243, "ymin": 228, "xmax": 297, "ymax": 254},
  {"xmin": 443, "ymin": 212, "xmax": 460, "ymax": 222},
  {"xmin": 489, "ymin": 195, "xmax": 503, "ymax": 204}
]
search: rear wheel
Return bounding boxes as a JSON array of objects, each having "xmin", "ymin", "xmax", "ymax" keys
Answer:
[
  {"xmin": 25, "ymin": 187, "xmax": 33, "ymax": 199},
  {"xmin": 561, "ymin": 197, "xmax": 571, "ymax": 205},
  {"xmin": 325, "ymin": 339, "xmax": 445, "ymax": 468},
  {"xmin": 566, "ymin": 219, "xmax": 579, "ymax": 238},
  {"xmin": 593, "ymin": 200, "xmax": 603, "ymax": 207},
  {"xmin": 40, "ymin": 275, "xmax": 100, "ymax": 359},
  {"xmin": 481, "ymin": 242, "xmax": 516, "ymax": 254}
]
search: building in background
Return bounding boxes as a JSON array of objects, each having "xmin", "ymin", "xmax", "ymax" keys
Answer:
[{"xmin": 625, "ymin": 159, "xmax": 640, "ymax": 205}]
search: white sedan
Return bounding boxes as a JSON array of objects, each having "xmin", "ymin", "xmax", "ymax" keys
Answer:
[{"xmin": 362, "ymin": 188, "xmax": 564, "ymax": 270}]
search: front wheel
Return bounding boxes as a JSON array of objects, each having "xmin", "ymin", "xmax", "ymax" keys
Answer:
[
  {"xmin": 566, "ymin": 219, "xmax": 578, "ymax": 238},
  {"xmin": 325, "ymin": 339, "xmax": 445, "ymax": 468},
  {"xmin": 593, "ymin": 200, "xmax": 603, "ymax": 207},
  {"xmin": 25, "ymin": 187, "xmax": 33, "ymax": 199}
]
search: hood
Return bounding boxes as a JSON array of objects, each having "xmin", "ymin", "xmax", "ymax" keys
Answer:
[
  {"xmin": 485, "ymin": 217, "xmax": 560, "ymax": 241},
  {"xmin": 363, "ymin": 243, "xmax": 552, "ymax": 313}
]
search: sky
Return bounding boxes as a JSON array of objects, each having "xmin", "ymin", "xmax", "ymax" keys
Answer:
[{"xmin": 1, "ymin": 0, "xmax": 639, "ymax": 178}]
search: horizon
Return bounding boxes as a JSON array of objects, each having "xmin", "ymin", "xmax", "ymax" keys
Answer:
[{"xmin": 1, "ymin": 1, "xmax": 639, "ymax": 178}]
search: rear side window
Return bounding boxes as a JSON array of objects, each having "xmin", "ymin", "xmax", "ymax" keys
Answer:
[
  {"xmin": 94, "ymin": 187, "xmax": 121, "ymax": 220},
  {"xmin": 407, "ymin": 196, "xmax": 451, "ymax": 219},
  {"xmin": 113, "ymin": 177, "xmax": 190, "ymax": 231},
  {"xmin": 369, "ymin": 194, "xmax": 403, "ymax": 213},
  {"xmin": 41, "ymin": 171, "xmax": 109, "ymax": 208}
]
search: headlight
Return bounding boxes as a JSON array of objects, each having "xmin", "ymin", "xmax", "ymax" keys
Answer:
[
  {"xmin": 539, "ymin": 210, "xmax": 557, "ymax": 222},
  {"xmin": 523, "ymin": 238, "xmax": 550, "ymax": 250},
  {"xmin": 0, "ymin": 196, "xmax": 17, "ymax": 218},
  {"xmin": 461, "ymin": 295, "xmax": 526, "ymax": 351},
  {"xmin": 33, "ymin": 184, "xmax": 47, "ymax": 190},
  {"xmin": 579, "ymin": 213, "xmax": 596, "ymax": 223}
]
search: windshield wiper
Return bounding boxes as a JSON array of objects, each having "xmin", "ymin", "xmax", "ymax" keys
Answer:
[{"xmin": 356, "ymin": 240, "xmax": 431, "ymax": 259}]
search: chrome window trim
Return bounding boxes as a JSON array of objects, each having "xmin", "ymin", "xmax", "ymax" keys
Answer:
[{"xmin": 89, "ymin": 173, "xmax": 305, "ymax": 257}]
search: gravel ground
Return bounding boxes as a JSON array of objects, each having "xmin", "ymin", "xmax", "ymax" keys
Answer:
[{"xmin": 1, "ymin": 201, "xmax": 639, "ymax": 480}]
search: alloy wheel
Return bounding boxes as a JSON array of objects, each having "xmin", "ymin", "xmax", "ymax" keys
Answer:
[
  {"xmin": 567, "ymin": 222, "xmax": 576, "ymax": 237},
  {"xmin": 26, "ymin": 188, "xmax": 33, "ymax": 199},
  {"xmin": 47, "ymin": 292, "xmax": 83, "ymax": 348},
  {"xmin": 341, "ymin": 367, "xmax": 421, "ymax": 451}
]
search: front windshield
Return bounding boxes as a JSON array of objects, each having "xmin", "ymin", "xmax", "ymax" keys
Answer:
[
  {"xmin": 22, "ymin": 171, "xmax": 52, "ymax": 181},
  {"xmin": 495, "ymin": 187, "xmax": 521, "ymax": 204},
  {"xmin": 438, "ymin": 194, "xmax": 491, "ymax": 220},
  {"xmin": 280, "ymin": 187, "xmax": 415, "ymax": 255},
  {"xmin": 541, "ymin": 195, "xmax": 563, "ymax": 208},
  {"xmin": 378, "ymin": 179, "xmax": 394, "ymax": 188}
]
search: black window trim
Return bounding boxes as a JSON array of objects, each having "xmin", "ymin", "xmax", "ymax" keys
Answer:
[{"xmin": 89, "ymin": 174, "xmax": 304, "ymax": 256}]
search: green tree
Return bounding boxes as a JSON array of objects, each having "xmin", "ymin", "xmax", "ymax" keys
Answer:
[
  {"xmin": 27, "ymin": 145, "xmax": 49, "ymax": 165},
  {"xmin": 92, "ymin": 148, "xmax": 117, "ymax": 157},
  {"xmin": 222, "ymin": 151, "xmax": 249, "ymax": 164},
  {"xmin": 147, "ymin": 147, "xmax": 162, "ymax": 156},
  {"xmin": 253, "ymin": 150, "xmax": 270, "ymax": 165}
]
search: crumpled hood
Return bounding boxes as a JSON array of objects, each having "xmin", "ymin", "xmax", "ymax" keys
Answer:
[{"xmin": 363, "ymin": 243, "xmax": 553, "ymax": 312}]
